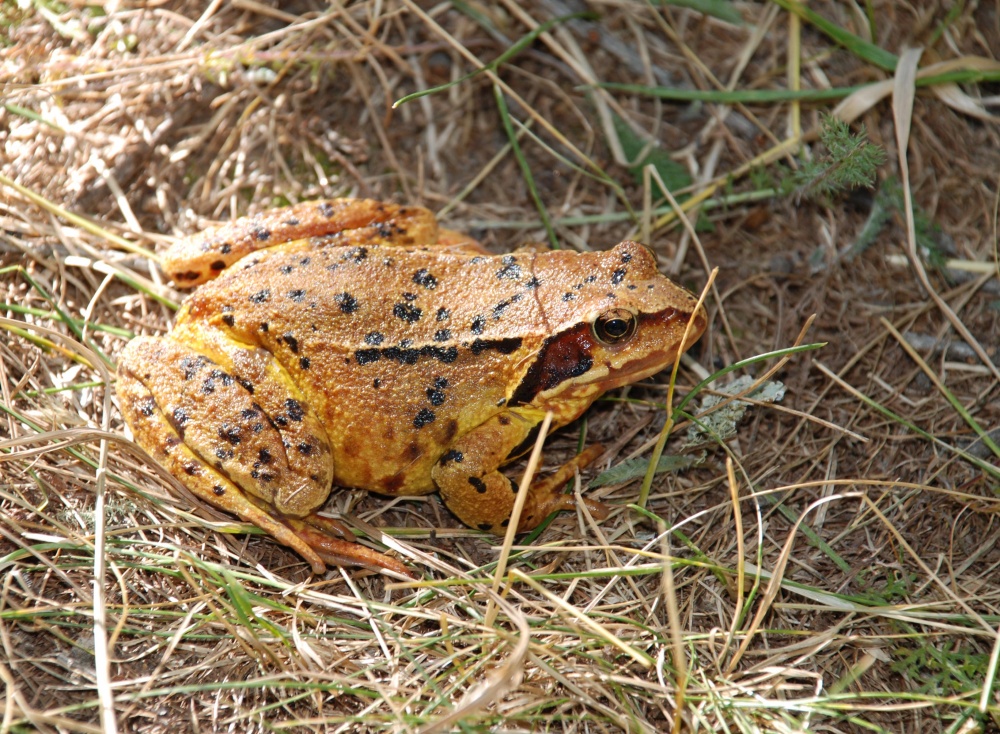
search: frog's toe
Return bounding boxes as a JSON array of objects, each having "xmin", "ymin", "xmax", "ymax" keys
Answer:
[
  {"xmin": 281, "ymin": 516, "xmax": 414, "ymax": 578},
  {"xmin": 518, "ymin": 444, "xmax": 608, "ymax": 530}
]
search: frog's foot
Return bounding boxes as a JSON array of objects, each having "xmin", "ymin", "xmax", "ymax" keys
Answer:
[
  {"xmin": 517, "ymin": 444, "xmax": 609, "ymax": 531},
  {"xmin": 282, "ymin": 515, "xmax": 414, "ymax": 578}
]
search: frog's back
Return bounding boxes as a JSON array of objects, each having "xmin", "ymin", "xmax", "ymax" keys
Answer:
[{"xmin": 177, "ymin": 243, "xmax": 548, "ymax": 494}]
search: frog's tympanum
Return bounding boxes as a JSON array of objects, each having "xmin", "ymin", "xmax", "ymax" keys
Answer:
[{"xmin": 118, "ymin": 199, "xmax": 707, "ymax": 575}]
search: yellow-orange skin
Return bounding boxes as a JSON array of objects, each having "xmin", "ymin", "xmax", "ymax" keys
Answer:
[{"xmin": 117, "ymin": 199, "xmax": 707, "ymax": 574}]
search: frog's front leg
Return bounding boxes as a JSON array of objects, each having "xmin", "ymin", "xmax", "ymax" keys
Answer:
[{"xmin": 431, "ymin": 411, "xmax": 606, "ymax": 533}]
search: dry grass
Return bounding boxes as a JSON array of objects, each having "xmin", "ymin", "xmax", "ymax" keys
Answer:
[{"xmin": 2, "ymin": 1, "xmax": 999, "ymax": 732}]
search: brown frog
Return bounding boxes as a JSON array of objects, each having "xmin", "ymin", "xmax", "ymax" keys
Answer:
[{"xmin": 117, "ymin": 199, "xmax": 707, "ymax": 575}]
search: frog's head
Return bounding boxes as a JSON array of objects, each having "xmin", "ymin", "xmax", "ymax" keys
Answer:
[{"xmin": 510, "ymin": 241, "xmax": 707, "ymax": 411}]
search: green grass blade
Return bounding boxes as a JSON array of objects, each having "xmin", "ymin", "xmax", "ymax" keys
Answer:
[
  {"xmin": 673, "ymin": 343, "xmax": 828, "ymax": 417},
  {"xmin": 649, "ymin": 0, "xmax": 743, "ymax": 26},
  {"xmin": 493, "ymin": 84, "xmax": 558, "ymax": 248},
  {"xmin": 11, "ymin": 267, "xmax": 115, "ymax": 369},
  {"xmin": 769, "ymin": 0, "xmax": 898, "ymax": 71},
  {"xmin": 601, "ymin": 68, "xmax": 1000, "ymax": 105},
  {"xmin": 600, "ymin": 82, "xmax": 863, "ymax": 104},
  {"xmin": 611, "ymin": 110, "xmax": 692, "ymax": 193},
  {"xmin": 821, "ymin": 365, "xmax": 1000, "ymax": 481}
]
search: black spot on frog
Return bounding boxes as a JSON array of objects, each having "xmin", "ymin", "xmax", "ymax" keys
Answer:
[
  {"xmin": 285, "ymin": 399, "xmax": 305, "ymax": 422},
  {"xmin": 413, "ymin": 269, "xmax": 438, "ymax": 289},
  {"xmin": 495, "ymin": 255, "xmax": 521, "ymax": 280},
  {"xmin": 394, "ymin": 303, "xmax": 422, "ymax": 323},
  {"xmin": 440, "ymin": 449, "xmax": 464, "ymax": 465},
  {"xmin": 413, "ymin": 408, "xmax": 436, "ymax": 428},
  {"xmin": 426, "ymin": 376, "xmax": 447, "ymax": 406},
  {"xmin": 218, "ymin": 424, "xmax": 241, "ymax": 445},
  {"xmin": 470, "ymin": 337, "xmax": 522, "ymax": 355},
  {"xmin": 335, "ymin": 292, "xmax": 359, "ymax": 314},
  {"xmin": 281, "ymin": 333, "xmax": 299, "ymax": 353}
]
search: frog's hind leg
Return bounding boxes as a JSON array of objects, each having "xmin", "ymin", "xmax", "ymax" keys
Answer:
[
  {"xmin": 164, "ymin": 199, "xmax": 443, "ymax": 287},
  {"xmin": 121, "ymin": 372, "xmax": 407, "ymax": 575},
  {"xmin": 119, "ymin": 336, "xmax": 333, "ymax": 517},
  {"xmin": 163, "ymin": 323, "xmax": 337, "ymax": 519},
  {"xmin": 118, "ymin": 336, "xmax": 410, "ymax": 576},
  {"xmin": 118, "ymin": 353, "xmax": 328, "ymax": 574}
]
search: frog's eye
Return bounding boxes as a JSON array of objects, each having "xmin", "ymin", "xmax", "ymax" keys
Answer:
[{"xmin": 593, "ymin": 309, "xmax": 637, "ymax": 344}]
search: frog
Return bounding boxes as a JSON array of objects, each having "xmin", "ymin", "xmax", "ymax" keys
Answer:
[{"xmin": 117, "ymin": 198, "xmax": 708, "ymax": 576}]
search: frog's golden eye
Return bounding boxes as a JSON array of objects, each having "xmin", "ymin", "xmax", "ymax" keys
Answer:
[{"xmin": 593, "ymin": 309, "xmax": 637, "ymax": 344}]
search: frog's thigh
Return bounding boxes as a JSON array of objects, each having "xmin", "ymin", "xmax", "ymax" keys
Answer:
[
  {"xmin": 118, "ymin": 337, "xmax": 332, "ymax": 518},
  {"xmin": 117, "ymin": 349, "xmax": 330, "ymax": 573},
  {"xmin": 164, "ymin": 198, "xmax": 440, "ymax": 285},
  {"xmin": 170, "ymin": 322, "xmax": 335, "ymax": 516},
  {"xmin": 434, "ymin": 228, "xmax": 490, "ymax": 255}
]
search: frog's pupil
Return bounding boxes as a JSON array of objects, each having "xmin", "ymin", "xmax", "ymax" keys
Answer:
[{"xmin": 594, "ymin": 310, "xmax": 636, "ymax": 343}]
